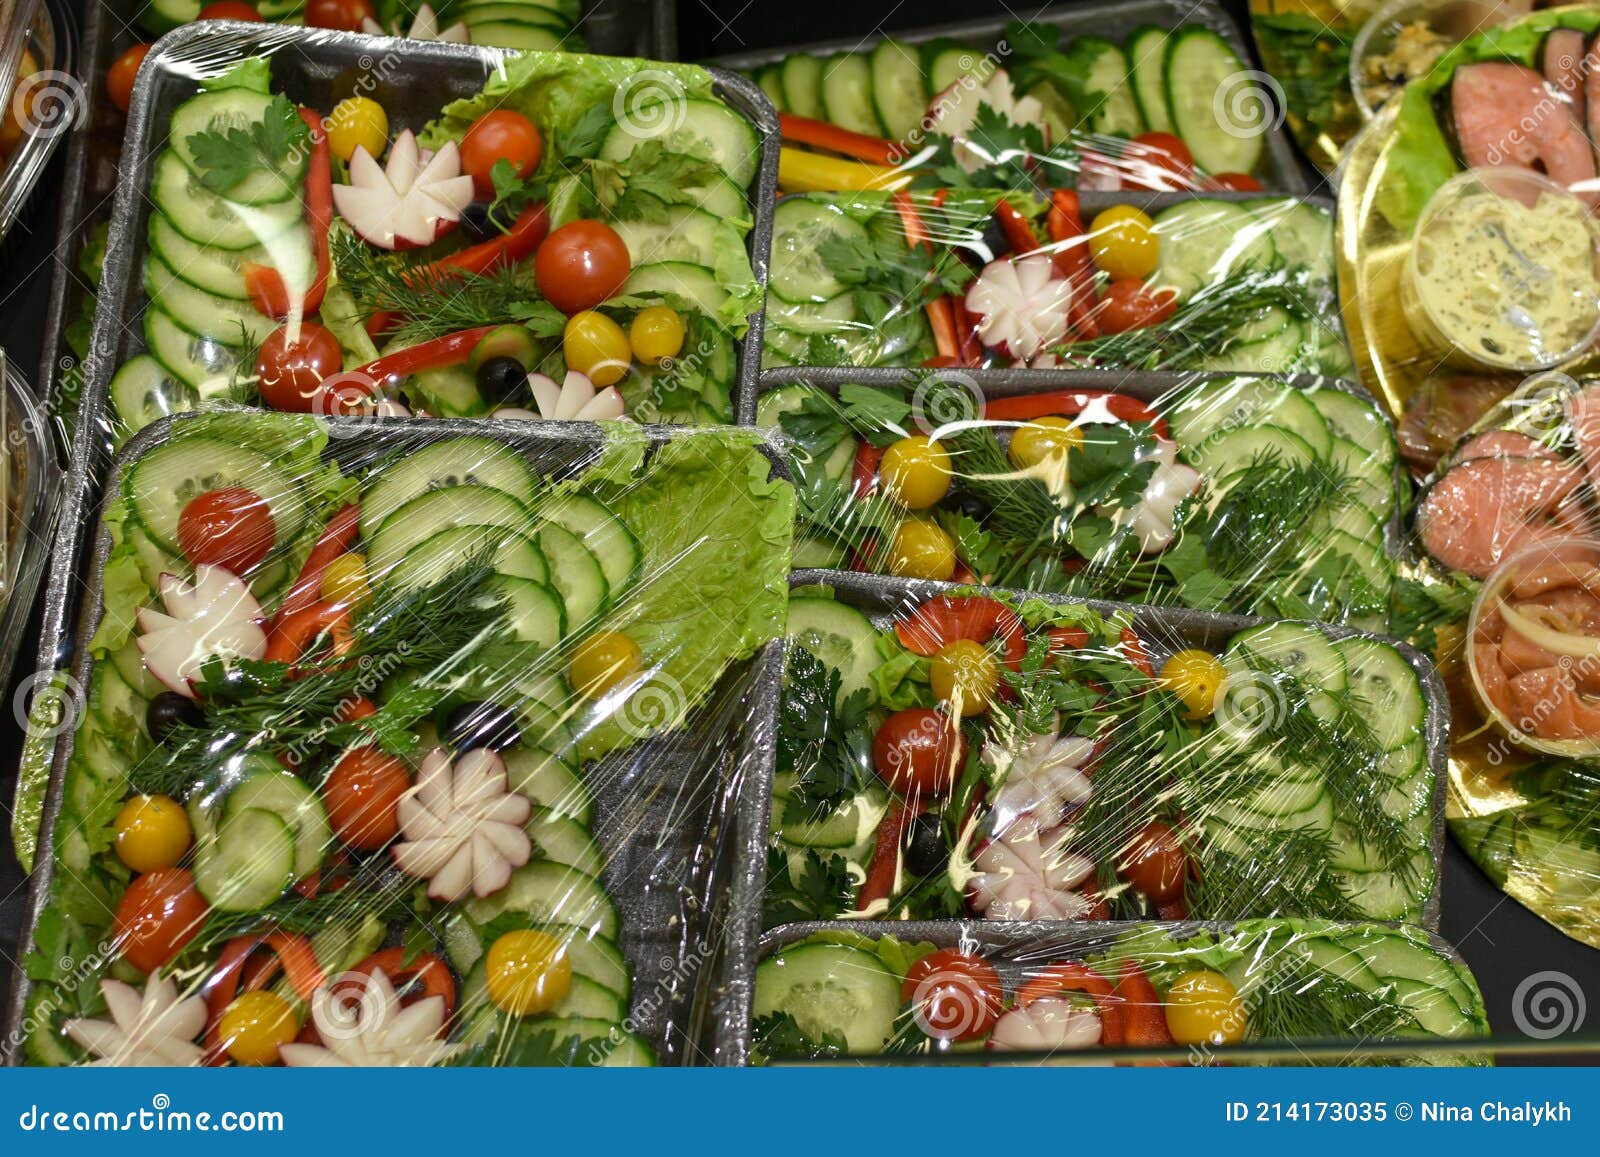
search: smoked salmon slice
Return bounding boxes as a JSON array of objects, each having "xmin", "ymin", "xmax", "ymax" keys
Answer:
[
  {"xmin": 1417, "ymin": 454, "xmax": 1587, "ymax": 578},
  {"xmin": 1452, "ymin": 62, "xmax": 1599, "ymax": 206}
]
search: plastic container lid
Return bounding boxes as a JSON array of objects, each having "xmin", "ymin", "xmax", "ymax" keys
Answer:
[
  {"xmin": 0, "ymin": 0, "xmax": 74, "ymax": 245},
  {"xmin": 0, "ymin": 346, "xmax": 58, "ymax": 693},
  {"xmin": 1402, "ymin": 167, "xmax": 1600, "ymax": 373}
]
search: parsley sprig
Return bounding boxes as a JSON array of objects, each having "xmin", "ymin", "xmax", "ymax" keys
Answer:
[{"xmin": 185, "ymin": 94, "xmax": 309, "ymax": 196}]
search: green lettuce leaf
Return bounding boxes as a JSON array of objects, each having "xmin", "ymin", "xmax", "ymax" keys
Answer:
[
  {"xmin": 575, "ymin": 431, "xmax": 795, "ymax": 759},
  {"xmin": 1377, "ymin": 7, "xmax": 1600, "ymax": 230},
  {"xmin": 201, "ymin": 57, "xmax": 272, "ymax": 95}
]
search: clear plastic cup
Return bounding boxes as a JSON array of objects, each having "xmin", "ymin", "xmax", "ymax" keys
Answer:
[{"xmin": 1350, "ymin": 0, "xmax": 1526, "ymax": 121}]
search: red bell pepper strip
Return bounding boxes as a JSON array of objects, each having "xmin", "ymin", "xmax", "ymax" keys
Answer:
[
  {"xmin": 266, "ymin": 602, "xmax": 354, "ymax": 667},
  {"xmin": 204, "ymin": 931, "xmax": 326, "ymax": 1062},
  {"xmin": 856, "ymin": 800, "xmax": 921, "ymax": 913},
  {"xmin": 1116, "ymin": 962, "xmax": 1176, "ymax": 1055},
  {"xmin": 276, "ymin": 503, "xmax": 360, "ymax": 625},
  {"xmin": 1121, "ymin": 626, "xmax": 1155, "ymax": 678},
  {"xmin": 894, "ymin": 595, "xmax": 1027, "ymax": 667},
  {"xmin": 1015, "ymin": 962, "xmax": 1127, "ymax": 1047},
  {"xmin": 994, "ymin": 198, "xmax": 1040, "ymax": 255},
  {"xmin": 319, "ymin": 325, "xmax": 496, "ymax": 409},
  {"xmin": 982, "ymin": 389, "xmax": 1169, "ymax": 439},
  {"xmin": 851, "ymin": 441, "xmax": 883, "ymax": 498},
  {"xmin": 244, "ymin": 107, "xmax": 332, "ymax": 321},
  {"xmin": 891, "ymin": 191, "xmax": 960, "ymax": 362},
  {"xmin": 1046, "ymin": 189, "xmax": 1101, "ymax": 341},
  {"xmin": 779, "ymin": 112, "xmax": 899, "ymax": 165},
  {"xmin": 347, "ymin": 947, "xmax": 458, "ymax": 1022}
]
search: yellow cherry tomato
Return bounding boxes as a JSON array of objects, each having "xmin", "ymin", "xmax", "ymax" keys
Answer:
[
  {"xmin": 325, "ymin": 96, "xmax": 389, "ymax": 164},
  {"xmin": 563, "ymin": 311, "xmax": 631, "ymax": 388},
  {"xmin": 569, "ymin": 630, "xmax": 643, "ymax": 698},
  {"xmin": 1159, "ymin": 649, "xmax": 1227, "ymax": 719},
  {"xmin": 929, "ymin": 639, "xmax": 1001, "ymax": 716},
  {"xmin": 320, "ymin": 552, "xmax": 370, "ymax": 607},
  {"xmin": 112, "ymin": 794, "xmax": 192, "ymax": 873},
  {"xmin": 218, "ymin": 991, "xmax": 298, "ymax": 1066},
  {"xmin": 486, "ymin": 930, "xmax": 573, "ymax": 1016},
  {"xmin": 1089, "ymin": 205, "xmax": 1159, "ymax": 281},
  {"xmin": 1007, "ymin": 416, "xmax": 1084, "ymax": 471},
  {"xmin": 1164, "ymin": 969, "xmax": 1246, "ymax": 1046},
  {"xmin": 885, "ymin": 519, "xmax": 956, "ymax": 581},
  {"xmin": 629, "ymin": 306, "xmax": 686, "ymax": 365},
  {"xmin": 879, "ymin": 436, "xmax": 953, "ymax": 510}
]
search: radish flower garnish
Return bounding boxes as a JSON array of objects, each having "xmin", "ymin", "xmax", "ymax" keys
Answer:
[
  {"xmin": 390, "ymin": 748, "xmax": 532, "ymax": 901},
  {"xmin": 970, "ymin": 813, "xmax": 1097, "ymax": 920},
  {"xmin": 64, "ymin": 975, "xmax": 207, "ymax": 1067},
  {"xmin": 333, "ymin": 130, "xmax": 475, "ymax": 250},
  {"xmin": 280, "ymin": 970, "xmax": 462, "ymax": 1068},
  {"xmin": 136, "ymin": 564, "xmax": 267, "ymax": 699}
]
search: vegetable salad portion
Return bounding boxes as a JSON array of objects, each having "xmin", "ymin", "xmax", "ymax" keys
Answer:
[
  {"xmin": 763, "ymin": 189, "xmax": 1350, "ymax": 379},
  {"xmin": 767, "ymin": 590, "xmax": 1437, "ymax": 930},
  {"xmin": 112, "ymin": 51, "xmax": 764, "ymax": 438},
  {"xmin": 753, "ymin": 923, "xmax": 1488, "ymax": 1062},
  {"xmin": 753, "ymin": 18, "xmax": 1281, "ymax": 195},
  {"xmin": 22, "ymin": 414, "xmax": 794, "ymax": 1066},
  {"xmin": 763, "ymin": 374, "xmax": 1398, "ymax": 629}
]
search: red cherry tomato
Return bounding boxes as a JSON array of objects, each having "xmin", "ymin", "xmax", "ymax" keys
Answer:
[
  {"xmin": 1121, "ymin": 132, "xmax": 1195, "ymax": 191},
  {"xmin": 534, "ymin": 220, "xmax": 631, "ymax": 314},
  {"xmin": 113, "ymin": 868, "xmax": 209, "ymax": 973},
  {"xmin": 1097, "ymin": 280, "xmax": 1178, "ymax": 334},
  {"xmin": 459, "ymin": 110, "xmax": 544, "ymax": 198},
  {"xmin": 1047, "ymin": 624, "xmax": 1090, "ymax": 653},
  {"xmin": 177, "ymin": 487, "xmax": 276, "ymax": 574},
  {"xmin": 106, "ymin": 44, "xmax": 151, "ymax": 114},
  {"xmin": 1209, "ymin": 172, "xmax": 1265, "ymax": 192},
  {"xmin": 871, "ymin": 708, "xmax": 967, "ymax": 798},
  {"xmin": 323, "ymin": 747, "xmax": 409, "ymax": 851},
  {"xmin": 901, "ymin": 949, "xmax": 1003, "ymax": 1042},
  {"xmin": 197, "ymin": 0, "xmax": 263, "ymax": 18},
  {"xmin": 303, "ymin": 0, "xmax": 375, "ymax": 30},
  {"xmin": 255, "ymin": 322, "xmax": 343, "ymax": 412},
  {"xmin": 1118, "ymin": 820, "xmax": 1189, "ymax": 902}
]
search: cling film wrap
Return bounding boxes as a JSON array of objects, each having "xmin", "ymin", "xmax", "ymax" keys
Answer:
[
  {"xmin": 0, "ymin": 0, "xmax": 75, "ymax": 246},
  {"xmin": 760, "ymin": 189, "xmax": 1353, "ymax": 381},
  {"xmin": 764, "ymin": 576, "xmax": 1444, "ymax": 938},
  {"xmin": 88, "ymin": 24, "xmax": 777, "ymax": 453},
  {"xmin": 755, "ymin": 369, "xmax": 1400, "ymax": 631},
  {"xmin": 747, "ymin": 919, "xmax": 1489, "ymax": 1064},
  {"xmin": 716, "ymin": 3, "xmax": 1309, "ymax": 199},
  {"xmin": 8, "ymin": 411, "xmax": 794, "ymax": 1067}
]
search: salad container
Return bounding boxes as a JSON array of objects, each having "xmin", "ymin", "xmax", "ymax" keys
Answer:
[
  {"xmin": 753, "ymin": 367, "xmax": 1403, "ymax": 631},
  {"xmin": 752, "ymin": 571, "xmax": 1448, "ymax": 946},
  {"xmin": 757, "ymin": 188, "xmax": 1351, "ymax": 382},
  {"xmin": 6, "ymin": 411, "xmax": 795, "ymax": 1067},
  {"xmin": 741, "ymin": 919, "xmax": 1489, "ymax": 1064},
  {"xmin": 715, "ymin": 0, "xmax": 1309, "ymax": 198},
  {"xmin": 0, "ymin": 348, "xmax": 59, "ymax": 693}
]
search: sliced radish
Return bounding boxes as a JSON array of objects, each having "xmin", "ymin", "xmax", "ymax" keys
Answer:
[
  {"xmin": 987, "ymin": 998, "xmax": 1104, "ymax": 1052},
  {"xmin": 391, "ymin": 748, "xmax": 532, "ymax": 902},
  {"xmin": 332, "ymin": 130, "xmax": 474, "ymax": 251},
  {"xmin": 360, "ymin": 3, "xmax": 469, "ymax": 43},
  {"xmin": 136, "ymin": 565, "xmax": 267, "ymax": 698},
  {"xmin": 965, "ymin": 254, "xmax": 1073, "ymax": 362},
  {"xmin": 925, "ymin": 68, "xmax": 1047, "ymax": 173},
  {"xmin": 530, "ymin": 370, "xmax": 629, "ymax": 422}
]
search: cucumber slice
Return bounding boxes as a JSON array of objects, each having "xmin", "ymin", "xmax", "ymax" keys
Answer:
[
  {"xmin": 1328, "ymin": 435, "xmax": 1397, "ymax": 520},
  {"xmin": 870, "ymin": 40, "xmax": 927, "ymax": 142},
  {"xmin": 1059, "ymin": 36, "xmax": 1144, "ymax": 137},
  {"xmin": 143, "ymin": 255, "xmax": 277, "ymax": 348},
  {"xmin": 91, "ymin": 664, "xmax": 148, "ymax": 741},
  {"xmin": 770, "ymin": 196, "xmax": 870, "ymax": 304},
  {"xmin": 1184, "ymin": 424, "xmax": 1316, "ymax": 487},
  {"xmin": 194, "ymin": 807, "xmax": 295, "ymax": 912},
  {"xmin": 148, "ymin": 153, "xmax": 304, "ymax": 253},
  {"xmin": 451, "ymin": 917, "xmax": 630, "ymax": 1001},
  {"xmin": 1336, "ymin": 637, "xmax": 1425, "ymax": 751},
  {"xmin": 1125, "ymin": 26, "xmax": 1173, "ymax": 133},
  {"xmin": 125, "ymin": 435, "xmax": 305, "ymax": 557},
  {"xmin": 1345, "ymin": 867, "xmax": 1423, "ymax": 921},
  {"xmin": 1169, "ymin": 376, "xmax": 1309, "ymax": 452},
  {"xmin": 526, "ymin": 808, "xmax": 603, "ymax": 878},
  {"xmin": 489, "ymin": 576, "xmax": 567, "ymax": 647},
  {"xmin": 622, "ymin": 262, "xmax": 729, "ymax": 319},
  {"xmin": 462, "ymin": 959, "xmax": 625, "ymax": 1025},
  {"xmin": 464, "ymin": 862, "xmax": 619, "ymax": 938},
  {"xmin": 753, "ymin": 941, "xmax": 901, "ymax": 1056},
  {"xmin": 792, "ymin": 536, "xmax": 850, "ymax": 567},
  {"xmin": 535, "ymin": 523, "xmax": 608, "ymax": 627},
  {"xmin": 610, "ymin": 205, "xmax": 736, "ymax": 271},
  {"xmin": 503, "ymin": 747, "xmax": 593, "ymax": 825},
  {"xmin": 1309, "ymin": 499, "xmax": 1384, "ymax": 544},
  {"xmin": 143, "ymin": 307, "xmax": 238, "ymax": 399},
  {"xmin": 768, "ymin": 294, "xmax": 857, "ymax": 335},
  {"xmin": 785, "ymin": 597, "xmax": 881, "ymax": 704},
  {"xmin": 755, "ymin": 64, "xmax": 787, "ymax": 113},
  {"xmin": 820, "ymin": 53, "xmax": 882, "ymax": 136},
  {"xmin": 598, "ymin": 99, "xmax": 759, "ymax": 188},
  {"xmin": 1306, "ymin": 388, "xmax": 1396, "ymax": 466},
  {"xmin": 108, "ymin": 355, "xmax": 196, "ymax": 437},
  {"xmin": 168, "ymin": 90, "xmax": 307, "ymax": 205},
  {"xmin": 925, "ymin": 43, "xmax": 984, "ymax": 94},
  {"xmin": 382, "ymin": 526, "xmax": 549, "ymax": 595},
  {"xmin": 360, "ymin": 436, "xmax": 539, "ymax": 539},
  {"xmin": 1356, "ymin": 929, "xmax": 1478, "ymax": 1017},
  {"xmin": 773, "ymin": 785, "xmax": 888, "ymax": 849},
  {"xmin": 225, "ymin": 769, "xmax": 330, "ymax": 879},
  {"xmin": 1164, "ymin": 27, "xmax": 1265, "ymax": 174},
  {"xmin": 465, "ymin": 23, "xmax": 566, "ymax": 51},
  {"xmin": 537, "ymin": 493, "xmax": 640, "ymax": 602},
  {"xmin": 1153, "ymin": 200, "xmax": 1276, "ymax": 299},
  {"xmin": 1389, "ymin": 978, "xmax": 1473, "ymax": 1037},
  {"xmin": 1248, "ymin": 198, "xmax": 1334, "ymax": 276},
  {"xmin": 364, "ymin": 486, "xmax": 536, "ymax": 580},
  {"xmin": 780, "ymin": 54, "xmax": 825, "ymax": 120},
  {"xmin": 110, "ymin": 639, "xmax": 164, "ymax": 700},
  {"xmin": 1225, "ymin": 621, "xmax": 1347, "ymax": 695}
]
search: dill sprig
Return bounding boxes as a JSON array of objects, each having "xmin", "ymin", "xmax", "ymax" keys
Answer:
[
  {"xmin": 941, "ymin": 422, "xmax": 1071, "ymax": 545},
  {"xmin": 1185, "ymin": 832, "xmax": 1365, "ymax": 920},
  {"xmin": 1249, "ymin": 956, "xmax": 1422, "ymax": 1047},
  {"xmin": 193, "ymin": 872, "xmax": 419, "ymax": 950},
  {"xmin": 1201, "ymin": 452, "xmax": 1352, "ymax": 583}
]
